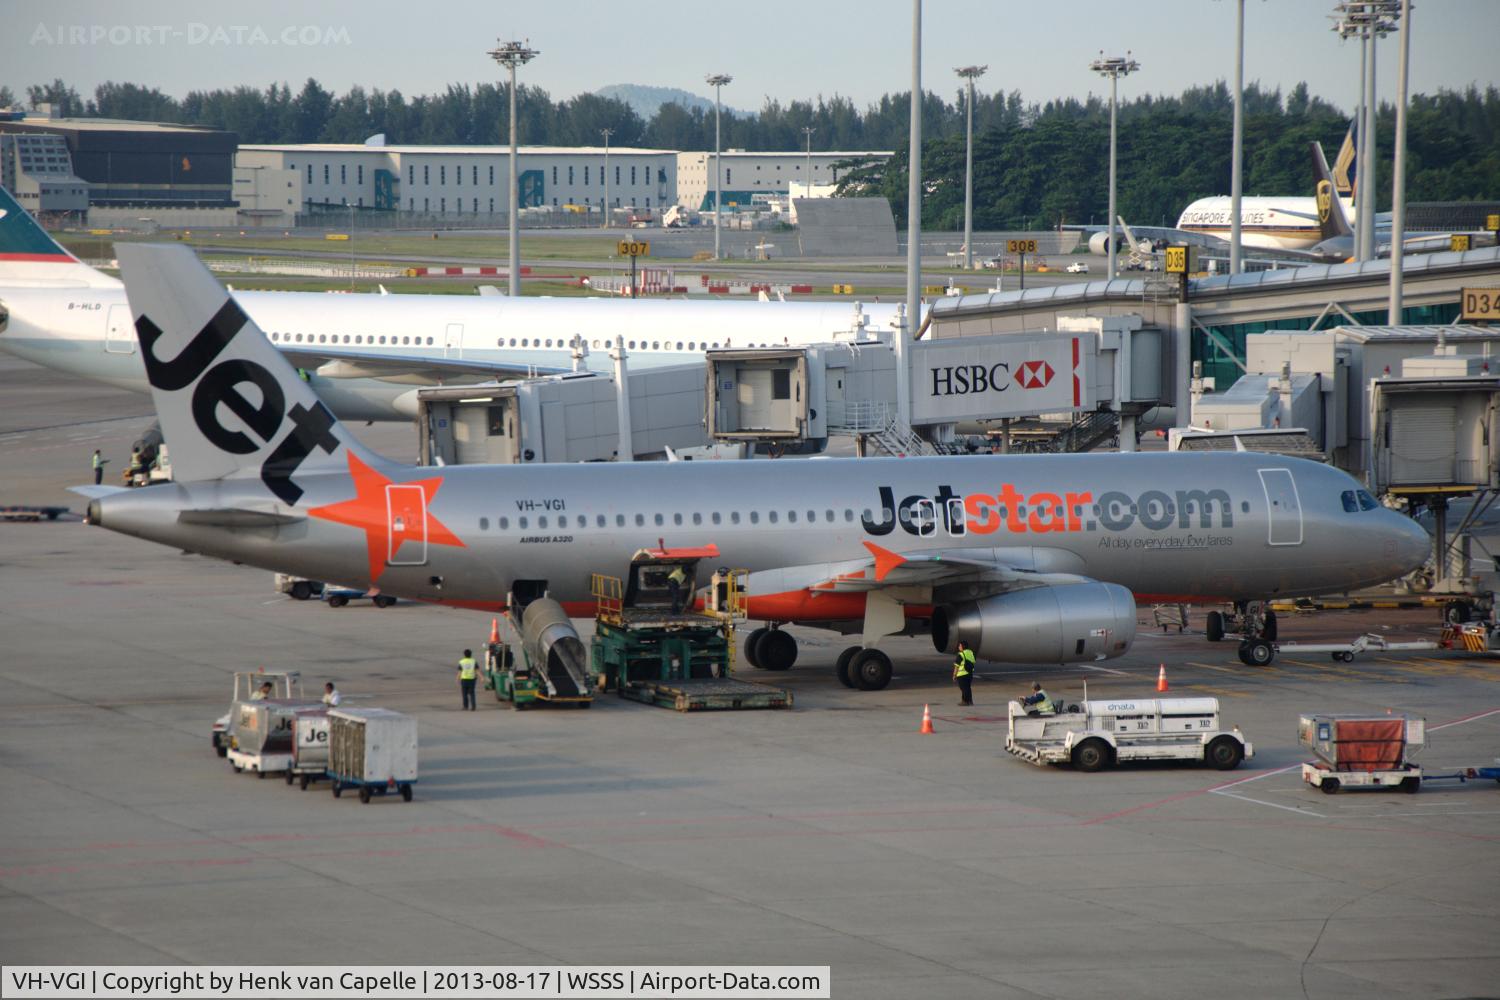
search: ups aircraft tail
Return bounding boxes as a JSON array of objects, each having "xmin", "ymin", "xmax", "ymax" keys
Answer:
[
  {"xmin": 0, "ymin": 185, "xmax": 119, "ymax": 289},
  {"xmin": 114, "ymin": 244, "xmax": 385, "ymax": 503},
  {"xmin": 1309, "ymin": 141, "xmax": 1355, "ymax": 244}
]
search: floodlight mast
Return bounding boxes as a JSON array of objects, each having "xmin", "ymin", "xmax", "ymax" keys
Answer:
[
  {"xmin": 1090, "ymin": 52, "xmax": 1140, "ymax": 280},
  {"xmin": 488, "ymin": 39, "xmax": 539, "ymax": 296},
  {"xmin": 706, "ymin": 73, "xmax": 733, "ymax": 260},
  {"xmin": 601, "ymin": 127, "xmax": 613, "ymax": 229},
  {"xmin": 955, "ymin": 65, "xmax": 987, "ymax": 271}
]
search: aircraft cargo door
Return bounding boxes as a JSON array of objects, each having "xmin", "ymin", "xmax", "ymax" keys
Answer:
[
  {"xmin": 1258, "ymin": 468, "xmax": 1303, "ymax": 546},
  {"xmin": 105, "ymin": 304, "xmax": 134, "ymax": 353},
  {"xmin": 386, "ymin": 484, "xmax": 428, "ymax": 566}
]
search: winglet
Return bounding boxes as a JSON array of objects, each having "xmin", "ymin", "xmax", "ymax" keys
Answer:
[{"xmin": 862, "ymin": 541, "xmax": 907, "ymax": 582}]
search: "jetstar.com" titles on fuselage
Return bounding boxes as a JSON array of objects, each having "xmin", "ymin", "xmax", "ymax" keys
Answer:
[{"xmin": 860, "ymin": 484, "xmax": 1237, "ymax": 537}]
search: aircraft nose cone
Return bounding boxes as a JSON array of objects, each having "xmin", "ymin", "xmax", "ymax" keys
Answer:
[{"xmin": 1395, "ymin": 514, "xmax": 1430, "ymax": 572}]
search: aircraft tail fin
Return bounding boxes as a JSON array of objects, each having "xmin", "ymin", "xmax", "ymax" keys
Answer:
[
  {"xmin": 0, "ymin": 185, "xmax": 119, "ymax": 288},
  {"xmin": 1332, "ymin": 122, "xmax": 1357, "ymax": 199},
  {"xmin": 115, "ymin": 244, "xmax": 385, "ymax": 503},
  {"xmin": 1309, "ymin": 142, "xmax": 1355, "ymax": 243}
]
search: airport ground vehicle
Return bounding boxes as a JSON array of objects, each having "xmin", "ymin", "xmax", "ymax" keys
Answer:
[
  {"xmin": 1066, "ymin": 261, "xmax": 1090, "ymax": 274},
  {"xmin": 1299, "ymin": 713, "xmax": 1425, "ymax": 793},
  {"xmin": 322, "ymin": 585, "xmax": 396, "ymax": 609},
  {"xmin": 228, "ymin": 696, "xmax": 322, "ymax": 777},
  {"xmin": 1006, "ymin": 697, "xmax": 1253, "ymax": 772},
  {"xmin": 284, "ymin": 709, "xmax": 330, "ymax": 789},
  {"xmin": 211, "ymin": 670, "xmax": 302, "ymax": 757},
  {"xmin": 327, "ymin": 708, "xmax": 417, "ymax": 803},
  {"xmin": 481, "ymin": 612, "xmax": 593, "ymax": 709},
  {"xmin": 274, "ymin": 573, "xmax": 325, "ymax": 602}
]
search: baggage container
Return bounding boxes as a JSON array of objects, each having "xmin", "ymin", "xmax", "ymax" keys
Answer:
[
  {"xmin": 327, "ymin": 708, "xmax": 417, "ymax": 803},
  {"xmin": 1298, "ymin": 713, "xmax": 1426, "ymax": 794},
  {"xmin": 284, "ymin": 709, "xmax": 330, "ymax": 789},
  {"xmin": 227, "ymin": 698, "xmax": 321, "ymax": 777}
]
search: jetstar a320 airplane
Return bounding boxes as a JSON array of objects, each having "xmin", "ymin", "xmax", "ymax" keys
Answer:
[
  {"xmin": 79, "ymin": 245, "xmax": 1430, "ymax": 686},
  {"xmin": 0, "ymin": 185, "xmax": 905, "ymax": 422}
]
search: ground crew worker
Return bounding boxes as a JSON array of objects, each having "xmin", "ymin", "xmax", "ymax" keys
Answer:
[
  {"xmin": 1019, "ymin": 681, "xmax": 1054, "ymax": 715},
  {"xmin": 953, "ymin": 641, "xmax": 976, "ymax": 706},
  {"xmin": 322, "ymin": 682, "xmax": 341, "ymax": 707},
  {"xmin": 91, "ymin": 449, "xmax": 107, "ymax": 485},
  {"xmin": 457, "ymin": 649, "xmax": 478, "ymax": 711},
  {"xmin": 251, "ymin": 681, "xmax": 273, "ymax": 701},
  {"xmin": 666, "ymin": 565, "xmax": 688, "ymax": 614}
]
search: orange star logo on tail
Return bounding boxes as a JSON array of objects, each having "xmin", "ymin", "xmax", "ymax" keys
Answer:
[{"xmin": 308, "ymin": 453, "xmax": 465, "ymax": 584}]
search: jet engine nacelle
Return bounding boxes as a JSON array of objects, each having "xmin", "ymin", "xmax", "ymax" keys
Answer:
[
  {"xmin": 1087, "ymin": 232, "xmax": 1114, "ymax": 256},
  {"xmin": 931, "ymin": 582, "xmax": 1137, "ymax": 663}
]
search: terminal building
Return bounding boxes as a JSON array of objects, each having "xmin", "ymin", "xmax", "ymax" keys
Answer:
[
  {"xmin": 675, "ymin": 150, "xmax": 890, "ymax": 211},
  {"xmin": 234, "ymin": 143, "xmax": 679, "ymax": 227}
]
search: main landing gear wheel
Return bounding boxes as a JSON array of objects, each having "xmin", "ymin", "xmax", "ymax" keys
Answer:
[
  {"xmin": 1238, "ymin": 639, "xmax": 1275, "ymax": 666},
  {"xmin": 847, "ymin": 649, "xmax": 892, "ymax": 691},
  {"xmin": 834, "ymin": 646, "xmax": 861, "ymax": 688},
  {"xmin": 756, "ymin": 629, "xmax": 797, "ymax": 671},
  {"xmin": 1205, "ymin": 611, "xmax": 1225, "ymax": 643},
  {"xmin": 743, "ymin": 627, "xmax": 770, "ymax": 668}
]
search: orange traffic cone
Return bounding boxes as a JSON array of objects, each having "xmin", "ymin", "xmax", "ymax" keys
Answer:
[
  {"xmin": 489, "ymin": 618, "xmax": 500, "ymax": 644},
  {"xmin": 920, "ymin": 704, "xmax": 935, "ymax": 734},
  {"xmin": 1157, "ymin": 664, "xmax": 1169, "ymax": 692}
]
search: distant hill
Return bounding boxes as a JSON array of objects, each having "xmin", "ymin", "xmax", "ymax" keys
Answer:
[{"xmin": 593, "ymin": 84, "xmax": 749, "ymax": 120}]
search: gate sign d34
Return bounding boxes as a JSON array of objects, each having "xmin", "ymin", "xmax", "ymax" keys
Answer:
[{"xmin": 911, "ymin": 333, "xmax": 1095, "ymax": 423}]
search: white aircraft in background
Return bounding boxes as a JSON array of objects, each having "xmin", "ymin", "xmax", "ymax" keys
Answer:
[{"xmin": 0, "ymin": 185, "xmax": 912, "ymax": 422}]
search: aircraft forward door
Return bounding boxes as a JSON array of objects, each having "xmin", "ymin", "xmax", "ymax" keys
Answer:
[
  {"xmin": 1258, "ymin": 468, "xmax": 1303, "ymax": 546},
  {"xmin": 386, "ymin": 484, "xmax": 429, "ymax": 566},
  {"xmin": 444, "ymin": 322, "xmax": 463, "ymax": 358},
  {"xmin": 105, "ymin": 304, "xmax": 134, "ymax": 353}
]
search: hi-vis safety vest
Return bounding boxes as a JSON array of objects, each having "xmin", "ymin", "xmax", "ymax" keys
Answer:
[
  {"xmin": 668, "ymin": 567, "xmax": 687, "ymax": 585},
  {"xmin": 458, "ymin": 657, "xmax": 477, "ymax": 680},
  {"xmin": 1032, "ymin": 689, "xmax": 1054, "ymax": 712},
  {"xmin": 954, "ymin": 648, "xmax": 975, "ymax": 677},
  {"xmin": 92, "ymin": 453, "xmax": 103, "ymax": 469}
]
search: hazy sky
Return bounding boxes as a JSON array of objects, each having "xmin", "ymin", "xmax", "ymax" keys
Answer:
[{"xmin": 8, "ymin": 0, "xmax": 1495, "ymax": 118}]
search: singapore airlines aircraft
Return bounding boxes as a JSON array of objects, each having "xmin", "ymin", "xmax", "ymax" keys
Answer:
[
  {"xmin": 0, "ymin": 186, "xmax": 906, "ymax": 421},
  {"xmin": 76, "ymin": 245, "xmax": 1430, "ymax": 688}
]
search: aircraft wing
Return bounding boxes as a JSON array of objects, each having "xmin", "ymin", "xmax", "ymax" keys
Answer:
[
  {"xmin": 750, "ymin": 542, "xmax": 1094, "ymax": 598},
  {"xmin": 276, "ymin": 345, "xmax": 573, "ymax": 384}
]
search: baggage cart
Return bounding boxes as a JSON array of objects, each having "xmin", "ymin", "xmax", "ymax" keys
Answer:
[
  {"xmin": 284, "ymin": 708, "xmax": 330, "ymax": 789},
  {"xmin": 211, "ymin": 670, "xmax": 301, "ymax": 757},
  {"xmin": 227, "ymin": 697, "xmax": 322, "ymax": 776},
  {"xmin": 1298, "ymin": 713, "xmax": 1425, "ymax": 793},
  {"xmin": 326, "ymin": 707, "xmax": 417, "ymax": 803}
]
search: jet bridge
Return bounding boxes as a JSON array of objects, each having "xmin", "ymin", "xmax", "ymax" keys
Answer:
[{"xmin": 417, "ymin": 364, "xmax": 709, "ymax": 465}]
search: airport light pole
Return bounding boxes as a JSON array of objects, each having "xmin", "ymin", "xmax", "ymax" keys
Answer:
[
  {"xmin": 955, "ymin": 64, "xmax": 987, "ymax": 271},
  {"xmin": 1091, "ymin": 52, "xmax": 1140, "ymax": 281},
  {"xmin": 706, "ymin": 73, "xmax": 732, "ymax": 260},
  {"xmin": 601, "ymin": 127, "xmax": 613, "ymax": 229},
  {"xmin": 1387, "ymin": 0, "xmax": 1411, "ymax": 323},
  {"xmin": 901, "ymin": 0, "xmax": 922, "ymax": 430},
  {"xmin": 1230, "ymin": 0, "xmax": 1245, "ymax": 274},
  {"xmin": 1333, "ymin": 2, "xmax": 1398, "ymax": 261},
  {"xmin": 488, "ymin": 39, "xmax": 539, "ymax": 297},
  {"xmin": 802, "ymin": 127, "xmax": 815, "ymax": 198}
]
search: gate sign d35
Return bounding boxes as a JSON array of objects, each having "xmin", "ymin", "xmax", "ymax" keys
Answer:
[
  {"xmin": 911, "ymin": 333, "xmax": 1094, "ymax": 423},
  {"xmin": 1165, "ymin": 246, "xmax": 1189, "ymax": 274},
  {"xmin": 616, "ymin": 240, "xmax": 651, "ymax": 257},
  {"xmin": 1006, "ymin": 239, "xmax": 1037, "ymax": 254}
]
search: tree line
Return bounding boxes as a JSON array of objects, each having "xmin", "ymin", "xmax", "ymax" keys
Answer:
[{"xmin": 8, "ymin": 77, "xmax": 1498, "ymax": 230}]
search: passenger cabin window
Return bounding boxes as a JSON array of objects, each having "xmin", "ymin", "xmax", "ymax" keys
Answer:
[{"xmin": 946, "ymin": 497, "xmax": 966, "ymax": 536}]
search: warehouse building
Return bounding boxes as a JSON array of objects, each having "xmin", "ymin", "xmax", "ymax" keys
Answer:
[
  {"xmin": 675, "ymin": 150, "xmax": 890, "ymax": 211},
  {"xmin": 235, "ymin": 143, "xmax": 678, "ymax": 226},
  {"xmin": 0, "ymin": 113, "xmax": 238, "ymax": 226}
]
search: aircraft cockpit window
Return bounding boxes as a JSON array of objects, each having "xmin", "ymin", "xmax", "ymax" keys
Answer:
[
  {"xmin": 1358, "ymin": 490, "xmax": 1380, "ymax": 511},
  {"xmin": 1341, "ymin": 490, "xmax": 1359, "ymax": 513}
]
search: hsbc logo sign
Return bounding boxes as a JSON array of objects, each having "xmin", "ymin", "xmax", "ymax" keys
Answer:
[
  {"xmin": 913, "ymin": 334, "xmax": 1090, "ymax": 423},
  {"xmin": 929, "ymin": 359, "xmax": 1057, "ymax": 397},
  {"xmin": 1016, "ymin": 360, "xmax": 1054, "ymax": 389}
]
